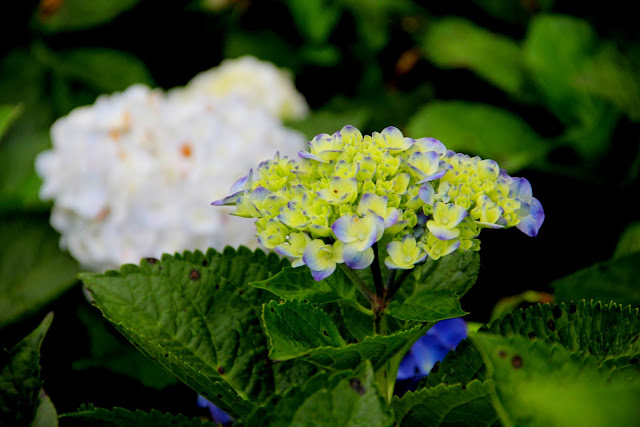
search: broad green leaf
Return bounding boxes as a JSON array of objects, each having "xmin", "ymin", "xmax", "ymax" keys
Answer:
[
  {"xmin": 387, "ymin": 291, "xmax": 468, "ymax": 322},
  {"xmin": 80, "ymin": 247, "xmax": 288, "ymax": 419},
  {"xmin": 262, "ymin": 300, "xmax": 347, "ymax": 359},
  {"xmin": 73, "ymin": 306, "xmax": 178, "ymax": 389},
  {"xmin": 272, "ymin": 359, "xmax": 320, "ymax": 395},
  {"xmin": 523, "ymin": 14, "xmax": 620, "ymax": 158},
  {"xmin": 0, "ymin": 125, "xmax": 50, "ymax": 211},
  {"xmin": 342, "ymin": 0, "xmax": 417, "ymax": 52},
  {"xmin": 523, "ymin": 14, "xmax": 596, "ymax": 123},
  {"xmin": 407, "ymin": 250, "xmax": 480, "ymax": 300},
  {"xmin": 262, "ymin": 299, "xmax": 428, "ymax": 370},
  {"xmin": 552, "ymin": 253, "xmax": 640, "ymax": 307},
  {"xmin": 573, "ymin": 45, "xmax": 640, "ymax": 121},
  {"xmin": 421, "ymin": 17, "xmax": 526, "ymax": 97},
  {"xmin": 392, "ymin": 380, "xmax": 498, "ymax": 426},
  {"xmin": 243, "ymin": 362, "xmax": 393, "ymax": 427},
  {"xmin": 0, "ymin": 215, "xmax": 79, "ymax": 328},
  {"xmin": 32, "ymin": 389, "xmax": 58, "ymax": 427},
  {"xmin": 33, "ymin": 0, "xmax": 140, "ymax": 33},
  {"xmin": 406, "ymin": 101, "xmax": 547, "ymax": 172},
  {"xmin": 33, "ymin": 45, "xmax": 154, "ymax": 93},
  {"xmin": 0, "ymin": 313, "xmax": 54, "ymax": 426},
  {"xmin": 250, "ymin": 265, "xmax": 355, "ymax": 304},
  {"xmin": 59, "ymin": 406, "xmax": 206, "ymax": 426},
  {"xmin": 423, "ymin": 301, "xmax": 640, "ymax": 389},
  {"xmin": 339, "ymin": 301, "xmax": 374, "ymax": 341},
  {"xmin": 0, "ymin": 104, "xmax": 22, "ymax": 141},
  {"xmin": 285, "ymin": 0, "xmax": 341, "ymax": 44},
  {"xmin": 420, "ymin": 339, "xmax": 487, "ymax": 388},
  {"xmin": 472, "ymin": 333, "xmax": 640, "ymax": 426},
  {"xmin": 613, "ymin": 221, "xmax": 640, "ymax": 258},
  {"xmin": 0, "ymin": 51, "xmax": 53, "ymax": 211}
]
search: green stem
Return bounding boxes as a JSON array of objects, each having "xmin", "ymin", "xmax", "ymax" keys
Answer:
[
  {"xmin": 338, "ymin": 263, "xmax": 375, "ymax": 303},
  {"xmin": 385, "ymin": 269, "xmax": 396, "ymax": 291},
  {"xmin": 350, "ymin": 301, "xmax": 373, "ymax": 316},
  {"xmin": 370, "ymin": 242, "xmax": 384, "ymax": 297},
  {"xmin": 386, "ymin": 268, "xmax": 413, "ymax": 301}
]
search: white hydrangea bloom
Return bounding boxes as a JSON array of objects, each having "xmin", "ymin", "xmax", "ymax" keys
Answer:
[
  {"xmin": 179, "ymin": 56, "xmax": 309, "ymax": 121},
  {"xmin": 36, "ymin": 84, "xmax": 307, "ymax": 271}
]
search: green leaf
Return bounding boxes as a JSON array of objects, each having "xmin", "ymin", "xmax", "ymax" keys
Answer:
[
  {"xmin": 33, "ymin": 0, "xmax": 140, "ymax": 33},
  {"xmin": 408, "ymin": 250, "xmax": 480, "ymax": 300},
  {"xmin": 80, "ymin": 247, "xmax": 288, "ymax": 419},
  {"xmin": 72, "ymin": 306, "xmax": 178, "ymax": 389},
  {"xmin": 472, "ymin": 333, "xmax": 640, "ymax": 426},
  {"xmin": 0, "ymin": 104, "xmax": 22, "ymax": 141},
  {"xmin": 552, "ymin": 253, "xmax": 640, "ymax": 307},
  {"xmin": 423, "ymin": 301, "xmax": 640, "ymax": 389},
  {"xmin": 523, "ymin": 14, "xmax": 619, "ymax": 158},
  {"xmin": 0, "ymin": 215, "xmax": 79, "ymax": 328},
  {"xmin": 262, "ymin": 300, "xmax": 347, "ymax": 360},
  {"xmin": 420, "ymin": 17, "xmax": 527, "ymax": 97},
  {"xmin": 338, "ymin": 301, "xmax": 374, "ymax": 341},
  {"xmin": 613, "ymin": 221, "xmax": 640, "ymax": 259},
  {"xmin": 33, "ymin": 45, "xmax": 154, "ymax": 93},
  {"xmin": 0, "ymin": 51, "xmax": 53, "ymax": 210},
  {"xmin": 573, "ymin": 45, "xmax": 640, "ymax": 121},
  {"xmin": 32, "ymin": 390, "xmax": 58, "ymax": 427},
  {"xmin": 250, "ymin": 265, "xmax": 355, "ymax": 304},
  {"xmin": 59, "ymin": 406, "xmax": 206, "ymax": 426},
  {"xmin": 392, "ymin": 380, "xmax": 498, "ymax": 426},
  {"xmin": 406, "ymin": 101, "xmax": 547, "ymax": 172},
  {"xmin": 421, "ymin": 339, "xmax": 487, "ymax": 388},
  {"xmin": 387, "ymin": 291, "xmax": 468, "ymax": 322},
  {"xmin": 285, "ymin": 0, "xmax": 342, "ymax": 44},
  {"xmin": 243, "ymin": 362, "xmax": 393, "ymax": 427},
  {"xmin": 0, "ymin": 313, "xmax": 55, "ymax": 426},
  {"xmin": 263, "ymin": 302, "xmax": 428, "ymax": 371}
]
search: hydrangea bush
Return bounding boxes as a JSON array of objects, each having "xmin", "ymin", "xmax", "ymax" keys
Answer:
[{"xmin": 7, "ymin": 121, "xmax": 640, "ymax": 426}]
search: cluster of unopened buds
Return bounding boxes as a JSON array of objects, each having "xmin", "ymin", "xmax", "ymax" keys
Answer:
[{"xmin": 214, "ymin": 125, "xmax": 544, "ymax": 280}]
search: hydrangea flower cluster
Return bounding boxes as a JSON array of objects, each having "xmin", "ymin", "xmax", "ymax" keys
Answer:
[
  {"xmin": 36, "ymin": 57, "xmax": 308, "ymax": 271},
  {"xmin": 214, "ymin": 125, "xmax": 544, "ymax": 280},
  {"xmin": 176, "ymin": 56, "xmax": 309, "ymax": 121}
]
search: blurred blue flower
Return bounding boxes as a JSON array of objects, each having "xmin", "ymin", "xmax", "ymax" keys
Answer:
[
  {"xmin": 197, "ymin": 395, "xmax": 233, "ymax": 425},
  {"xmin": 395, "ymin": 318, "xmax": 467, "ymax": 395}
]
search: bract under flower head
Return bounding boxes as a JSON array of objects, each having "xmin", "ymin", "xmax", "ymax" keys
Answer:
[{"xmin": 213, "ymin": 125, "xmax": 544, "ymax": 280}]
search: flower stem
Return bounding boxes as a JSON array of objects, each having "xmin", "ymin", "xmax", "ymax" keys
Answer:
[
  {"xmin": 370, "ymin": 242, "xmax": 384, "ymax": 297},
  {"xmin": 385, "ymin": 268, "xmax": 414, "ymax": 301},
  {"xmin": 338, "ymin": 263, "xmax": 375, "ymax": 304}
]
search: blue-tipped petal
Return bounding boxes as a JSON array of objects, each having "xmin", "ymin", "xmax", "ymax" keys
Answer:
[
  {"xmin": 516, "ymin": 197, "xmax": 545, "ymax": 237},
  {"xmin": 311, "ymin": 265, "xmax": 335, "ymax": 281},
  {"xmin": 331, "ymin": 215, "xmax": 353, "ymax": 242},
  {"xmin": 416, "ymin": 169, "xmax": 448, "ymax": 184},
  {"xmin": 510, "ymin": 177, "xmax": 533, "ymax": 202},
  {"xmin": 343, "ymin": 245, "xmax": 374, "ymax": 269},
  {"xmin": 211, "ymin": 189, "xmax": 245, "ymax": 206},
  {"xmin": 427, "ymin": 222, "xmax": 460, "ymax": 240},
  {"xmin": 298, "ymin": 150, "xmax": 328, "ymax": 163},
  {"xmin": 419, "ymin": 183, "xmax": 435, "ymax": 204}
]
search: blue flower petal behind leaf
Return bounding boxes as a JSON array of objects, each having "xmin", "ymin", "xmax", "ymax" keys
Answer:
[{"xmin": 395, "ymin": 318, "xmax": 468, "ymax": 395}]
